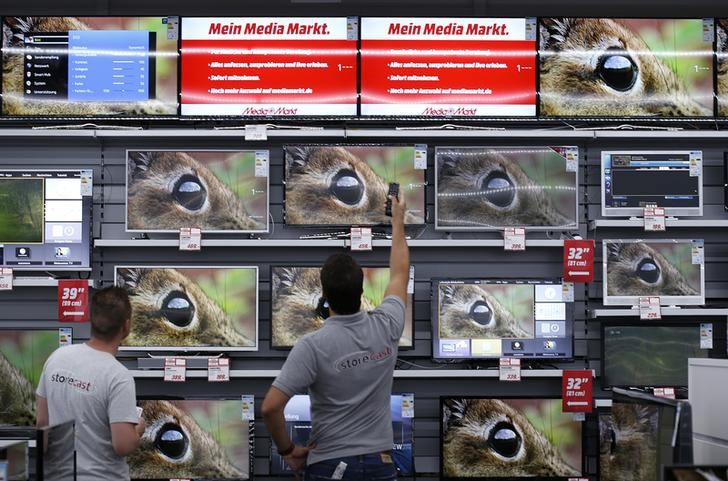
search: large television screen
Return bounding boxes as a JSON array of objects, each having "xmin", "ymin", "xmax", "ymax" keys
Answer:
[
  {"xmin": 360, "ymin": 18, "xmax": 537, "ymax": 117},
  {"xmin": 539, "ymin": 18, "xmax": 713, "ymax": 117},
  {"xmin": 441, "ymin": 398, "xmax": 582, "ymax": 480},
  {"xmin": 283, "ymin": 145, "xmax": 426, "ymax": 226},
  {"xmin": 601, "ymin": 151, "xmax": 703, "ymax": 217},
  {"xmin": 0, "ymin": 170, "xmax": 92, "ymax": 271},
  {"xmin": 180, "ymin": 17, "xmax": 357, "ymax": 116},
  {"xmin": 270, "ymin": 394, "xmax": 413, "ymax": 475},
  {"xmin": 603, "ymin": 239, "xmax": 705, "ymax": 306},
  {"xmin": 602, "ymin": 320, "xmax": 726, "ymax": 388},
  {"xmin": 432, "ymin": 279, "xmax": 572, "ymax": 360},
  {"xmin": 0, "ymin": 328, "xmax": 70, "ymax": 426},
  {"xmin": 2, "ymin": 16, "xmax": 179, "ymax": 117},
  {"xmin": 435, "ymin": 146, "xmax": 578, "ymax": 230},
  {"xmin": 271, "ymin": 266, "xmax": 414, "ymax": 348},
  {"xmin": 126, "ymin": 150, "xmax": 270, "ymax": 233},
  {"xmin": 130, "ymin": 399, "xmax": 253, "ymax": 480},
  {"xmin": 115, "ymin": 266, "xmax": 258, "ymax": 352}
]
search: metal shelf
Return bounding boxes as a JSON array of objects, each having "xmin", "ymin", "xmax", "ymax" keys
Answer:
[
  {"xmin": 591, "ymin": 308, "xmax": 728, "ymax": 318},
  {"xmin": 590, "ymin": 219, "xmax": 728, "ymax": 229},
  {"xmin": 12, "ymin": 277, "xmax": 95, "ymax": 288},
  {"xmin": 96, "ymin": 238, "xmax": 565, "ymax": 248},
  {"xmin": 344, "ymin": 128, "xmax": 594, "ymax": 139}
]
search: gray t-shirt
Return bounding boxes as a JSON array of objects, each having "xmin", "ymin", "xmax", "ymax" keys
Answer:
[
  {"xmin": 273, "ymin": 295, "xmax": 405, "ymax": 465},
  {"xmin": 37, "ymin": 343, "xmax": 138, "ymax": 481}
]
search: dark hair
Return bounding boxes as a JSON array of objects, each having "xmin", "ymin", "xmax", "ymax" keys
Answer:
[
  {"xmin": 90, "ymin": 287, "xmax": 132, "ymax": 342},
  {"xmin": 320, "ymin": 253, "xmax": 363, "ymax": 315}
]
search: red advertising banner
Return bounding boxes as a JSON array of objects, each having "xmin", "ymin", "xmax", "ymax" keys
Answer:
[
  {"xmin": 180, "ymin": 17, "xmax": 357, "ymax": 116},
  {"xmin": 58, "ymin": 280, "xmax": 89, "ymax": 322},
  {"xmin": 360, "ymin": 18, "xmax": 536, "ymax": 116},
  {"xmin": 563, "ymin": 239, "xmax": 595, "ymax": 283},
  {"xmin": 562, "ymin": 370, "xmax": 593, "ymax": 413}
]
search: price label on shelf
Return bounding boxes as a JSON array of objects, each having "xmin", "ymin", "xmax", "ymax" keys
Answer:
[
  {"xmin": 0, "ymin": 268, "xmax": 13, "ymax": 291},
  {"xmin": 639, "ymin": 296, "xmax": 661, "ymax": 320},
  {"xmin": 350, "ymin": 227, "xmax": 372, "ymax": 251},
  {"xmin": 241, "ymin": 395, "xmax": 255, "ymax": 421},
  {"xmin": 653, "ymin": 387, "xmax": 676, "ymax": 399},
  {"xmin": 179, "ymin": 227, "xmax": 202, "ymax": 251},
  {"xmin": 244, "ymin": 124, "xmax": 267, "ymax": 141},
  {"xmin": 164, "ymin": 358, "xmax": 186, "ymax": 382},
  {"xmin": 208, "ymin": 357, "xmax": 230, "ymax": 382},
  {"xmin": 644, "ymin": 207, "xmax": 666, "ymax": 231},
  {"xmin": 499, "ymin": 357, "xmax": 521, "ymax": 382},
  {"xmin": 504, "ymin": 227, "xmax": 525, "ymax": 251}
]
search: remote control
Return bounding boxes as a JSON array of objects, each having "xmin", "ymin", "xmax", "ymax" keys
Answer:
[{"xmin": 385, "ymin": 183, "xmax": 400, "ymax": 217}]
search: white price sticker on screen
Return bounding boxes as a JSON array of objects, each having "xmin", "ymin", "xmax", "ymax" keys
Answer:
[
  {"xmin": 401, "ymin": 393, "xmax": 415, "ymax": 418},
  {"xmin": 692, "ymin": 240, "xmax": 704, "ymax": 264},
  {"xmin": 58, "ymin": 327, "xmax": 72, "ymax": 347},
  {"xmin": 208, "ymin": 357, "xmax": 230, "ymax": 382},
  {"xmin": 499, "ymin": 358, "xmax": 521, "ymax": 382},
  {"xmin": 80, "ymin": 169, "xmax": 93, "ymax": 196},
  {"xmin": 700, "ymin": 323, "xmax": 714, "ymax": 349},
  {"xmin": 564, "ymin": 147, "xmax": 579, "ymax": 172},
  {"xmin": 414, "ymin": 144, "xmax": 427, "ymax": 170},
  {"xmin": 407, "ymin": 266, "xmax": 415, "ymax": 294},
  {"xmin": 241, "ymin": 395, "xmax": 255, "ymax": 421},
  {"xmin": 653, "ymin": 387, "xmax": 675, "ymax": 399},
  {"xmin": 504, "ymin": 227, "xmax": 525, "ymax": 251},
  {"xmin": 643, "ymin": 207, "xmax": 666, "ymax": 231},
  {"xmin": 350, "ymin": 227, "xmax": 372, "ymax": 251},
  {"xmin": 254, "ymin": 150, "xmax": 269, "ymax": 177},
  {"xmin": 0, "ymin": 268, "xmax": 13, "ymax": 291},
  {"xmin": 179, "ymin": 227, "xmax": 201, "ymax": 251},
  {"xmin": 639, "ymin": 296, "xmax": 661, "ymax": 320},
  {"xmin": 562, "ymin": 282, "xmax": 575, "ymax": 302},
  {"xmin": 244, "ymin": 124, "xmax": 267, "ymax": 141},
  {"xmin": 689, "ymin": 157, "xmax": 701, "ymax": 177},
  {"xmin": 164, "ymin": 358, "xmax": 186, "ymax": 382}
]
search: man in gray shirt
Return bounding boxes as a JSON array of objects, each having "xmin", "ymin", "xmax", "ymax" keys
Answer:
[
  {"xmin": 263, "ymin": 195, "xmax": 410, "ymax": 481},
  {"xmin": 36, "ymin": 287, "xmax": 145, "ymax": 481}
]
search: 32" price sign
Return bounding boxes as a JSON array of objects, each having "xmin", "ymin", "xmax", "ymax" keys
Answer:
[
  {"xmin": 58, "ymin": 280, "xmax": 89, "ymax": 322},
  {"xmin": 563, "ymin": 240, "xmax": 594, "ymax": 283},
  {"xmin": 562, "ymin": 370, "xmax": 593, "ymax": 413}
]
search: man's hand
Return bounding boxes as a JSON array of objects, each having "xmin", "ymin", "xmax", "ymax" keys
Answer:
[
  {"xmin": 389, "ymin": 193, "xmax": 407, "ymax": 225},
  {"xmin": 135, "ymin": 416, "xmax": 146, "ymax": 437},
  {"xmin": 284, "ymin": 445, "xmax": 313, "ymax": 480}
]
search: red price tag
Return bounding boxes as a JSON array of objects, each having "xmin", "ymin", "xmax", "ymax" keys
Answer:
[
  {"xmin": 164, "ymin": 358, "xmax": 186, "ymax": 382},
  {"xmin": 499, "ymin": 358, "xmax": 521, "ymax": 381},
  {"xmin": 350, "ymin": 227, "xmax": 372, "ymax": 251},
  {"xmin": 179, "ymin": 227, "xmax": 202, "ymax": 251},
  {"xmin": 639, "ymin": 296, "xmax": 661, "ymax": 320},
  {"xmin": 653, "ymin": 387, "xmax": 676, "ymax": 399},
  {"xmin": 208, "ymin": 357, "xmax": 230, "ymax": 382},
  {"xmin": 58, "ymin": 280, "xmax": 89, "ymax": 322},
  {"xmin": 644, "ymin": 207, "xmax": 666, "ymax": 231},
  {"xmin": 563, "ymin": 239, "xmax": 594, "ymax": 283},
  {"xmin": 562, "ymin": 370, "xmax": 593, "ymax": 413},
  {"xmin": 504, "ymin": 227, "xmax": 525, "ymax": 251}
]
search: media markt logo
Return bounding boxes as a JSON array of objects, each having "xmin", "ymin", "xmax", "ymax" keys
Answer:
[
  {"xmin": 241, "ymin": 106, "xmax": 299, "ymax": 116},
  {"xmin": 422, "ymin": 106, "xmax": 478, "ymax": 116}
]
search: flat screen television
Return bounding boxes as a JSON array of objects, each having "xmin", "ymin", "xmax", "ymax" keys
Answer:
[
  {"xmin": 0, "ymin": 170, "xmax": 92, "ymax": 271},
  {"xmin": 664, "ymin": 465, "xmax": 728, "ymax": 481},
  {"xmin": 360, "ymin": 17, "xmax": 537, "ymax": 117},
  {"xmin": 0, "ymin": 421, "xmax": 76, "ymax": 481},
  {"xmin": 601, "ymin": 320, "xmax": 727, "ymax": 388},
  {"xmin": 435, "ymin": 146, "xmax": 578, "ymax": 230},
  {"xmin": 283, "ymin": 145, "xmax": 427, "ymax": 226},
  {"xmin": 180, "ymin": 17, "xmax": 357, "ymax": 117},
  {"xmin": 130, "ymin": 398, "xmax": 253, "ymax": 480},
  {"xmin": 441, "ymin": 397, "xmax": 582, "ymax": 480},
  {"xmin": 115, "ymin": 266, "xmax": 258, "ymax": 352},
  {"xmin": 270, "ymin": 266, "xmax": 414, "ymax": 348},
  {"xmin": 432, "ymin": 279, "xmax": 573, "ymax": 360},
  {"xmin": 125, "ymin": 150, "xmax": 270, "ymax": 233},
  {"xmin": 539, "ymin": 18, "xmax": 714, "ymax": 117},
  {"xmin": 270, "ymin": 394, "xmax": 413, "ymax": 476},
  {"xmin": 602, "ymin": 239, "xmax": 705, "ymax": 306},
  {"xmin": 1, "ymin": 16, "xmax": 179, "ymax": 117},
  {"xmin": 0, "ymin": 328, "xmax": 71, "ymax": 426},
  {"xmin": 601, "ymin": 151, "xmax": 703, "ymax": 217}
]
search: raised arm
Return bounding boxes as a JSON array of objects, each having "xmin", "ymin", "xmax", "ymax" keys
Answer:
[{"xmin": 384, "ymin": 193, "xmax": 410, "ymax": 303}]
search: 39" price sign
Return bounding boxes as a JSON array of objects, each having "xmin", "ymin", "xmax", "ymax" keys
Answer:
[{"xmin": 58, "ymin": 280, "xmax": 89, "ymax": 322}]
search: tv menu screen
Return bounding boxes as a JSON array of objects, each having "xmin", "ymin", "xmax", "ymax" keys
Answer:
[{"xmin": 181, "ymin": 17, "xmax": 358, "ymax": 116}]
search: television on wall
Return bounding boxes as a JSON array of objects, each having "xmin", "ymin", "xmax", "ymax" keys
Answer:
[
  {"xmin": 130, "ymin": 398, "xmax": 253, "ymax": 480},
  {"xmin": 126, "ymin": 150, "xmax": 270, "ymax": 233},
  {"xmin": 115, "ymin": 266, "xmax": 258, "ymax": 351},
  {"xmin": 664, "ymin": 466, "xmax": 728, "ymax": 481},
  {"xmin": 539, "ymin": 18, "xmax": 714, "ymax": 117},
  {"xmin": 283, "ymin": 145, "xmax": 427, "ymax": 226},
  {"xmin": 441, "ymin": 397, "xmax": 582, "ymax": 480},
  {"xmin": 601, "ymin": 151, "xmax": 703, "ymax": 217},
  {"xmin": 435, "ymin": 146, "xmax": 578, "ymax": 230},
  {"xmin": 602, "ymin": 239, "xmax": 705, "ymax": 306},
  {"xmin": 270, "ymin": 266, "xmax": 414, "ymax": 348},
  {"xmin": 432, "ymin": 278, "xmax": 573, "ymax": 360},
  {"xmin": 0, "ymin": 170, "xmax": 92, "ymax": 271},
  {"xmin": 1, "ymin": 16, "xmax": 179, "ymax": 117}
]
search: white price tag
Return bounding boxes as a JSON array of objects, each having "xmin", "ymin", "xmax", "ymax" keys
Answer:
[
  {"xmin": 244, "ymin": 124, "xmax": 267, "ymax": 141},
  {"xmin": 653, "ymin": 387, "xmax": 676, "ymax": 399},
  {"xmin": 58, "ymin": 327, "xmax": 72, "ymax": 347},
  {"xmin": 166, "ymin": 16, "xmax": 180, "ymax": 41},
  {"xmin": 700, "ymin": 323, "xmax": 714, "ymax": 349},
  {"xmin": 504, "ymin": 227, "xmax": 526, "ymax": 251},
  {"xmin": 241, "ymin": 395, "xmax": 255, "ymax": 421},
  {"xmin": 643, "ymin": 207, "xmax": 666, "ymax": 231},
  {"xmin": 564, "ymin": 147, "xmax": 579, "ymax": 173},
  {"xmin": 689, "ymin": 158, "xmax": 701, "ymax": 177},
  {"xmin": 692, "ymin": 240, "xmax": 704, "ymax": 264},
  {"xmin": 407, "ymin": 266, "xmax": 415, "ymax": 294},
  {"xmin": 0, "ymin": 268, "xmax": 13, "ymax": 291},
  {"xmin": 499, "ymin": 357, "xmax": 521, "ymax": 382},
  {"xmin": 208, "ymin": 357, "xmax": 230, "ymax": 382},
  {"xmin": 639, "ymin": 296, "xmax": 661, "ymax": 320},
  {"xmin": 179, "ymin": 227, "xmax": 202, "ymax": 251},
  {"xmin": 401, "ymin": 393, "xmax": 415, "ymax": 418},
  {"xmin": 164, "ymin": 358, "xmax": 186, "ymax": 382},
  {"xmin": 80, "ymin": 169, "xmax": 93, "ymax": 196},
  {"xmin": 254, "ymin": 150, "xmax": 269, "ymax": 177},
  {"xmin": 350, "ymin": 227, "xmax": 372, "ymax": 251},
  {"xmin": 562, "ymin": 282, "xmax": 575, "ymax": 302},
  {"xmin": 414, "ymin": 144, "xmax": 427, "ymax": 170}
]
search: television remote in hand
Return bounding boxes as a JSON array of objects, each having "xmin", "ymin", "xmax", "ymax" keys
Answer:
[{"xmin": 385, "ymin": 183, "xmax": 400, "ymax": 217}]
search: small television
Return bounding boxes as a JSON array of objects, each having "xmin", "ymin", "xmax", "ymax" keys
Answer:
[
  {"xmin": 435, "ymin": 146, "xmax": 578, "ymax": 230},
  {"xmin": 602, "ymin": 320, "xmax": 727, "ymax": 388},
  {"xmin": 115, "ymin": 266, "xmax": 258, "ymax": 352},
  {"xmin": 180, "ymin": 17, "xmax": 357, "ymax": 117},
  {"xmin": 664, "ymin": 465, "xmax": 728, "ymax": 481},
  {"xmin": 601, "ymin": 151, "xmax": 703, "ymax": 217},
  {"xmin": 0, "ymin": 328, "xmax": 71, "ymax": 426},
  {"xmin": 283, "ymin": 145, "xmax": 426, "ymax": 226},
  {"xmin": 602, "ymin": 239, "xmax": 705, "ymax": 306},
  {"xmin": 2, "ymin": 16, "xmax": 179, "ymax": 117},
  {"xmin": 126, "ymin": 150, "xmax": 270, "ymax": 233},
  {"xmin": 432, "ymin": 278, "xmax": 573, "ymax": 360},
  {"xmin": 0, "ymin": 170, "xmax": 92, "ymax": 271},
  {"xmin": 359, "ymin": 17, "xmax": 537, "ymax": 117},
  {"xmin": 271, "ymin": 266, "xmax": 414, "ymax": 349},
  {"xmin": 441, "ymin": 397, "xmax": 582, "ymax": 480},
  {"xmin": 130, "ymin": 398, "xmax": 253, "ymax": 480},
  {"xmin": 270, "ymin": 394, "xmax": 413, "ymax": 475}
]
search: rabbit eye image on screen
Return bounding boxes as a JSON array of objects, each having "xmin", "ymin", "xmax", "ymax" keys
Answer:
[{"xmin": 539, "ymin": 18, "xmax": 712, "ymax": 117}]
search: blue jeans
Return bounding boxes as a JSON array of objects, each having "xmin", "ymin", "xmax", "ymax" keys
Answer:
[{"xmin": 305, "ymin": 452, "xmax": 398, "ymax": 481}]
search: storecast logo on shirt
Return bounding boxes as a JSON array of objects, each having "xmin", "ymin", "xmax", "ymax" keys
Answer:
[
  {"xmin": 334, "ymin": 347, "xmax": 393, "ymax": 372},
  {"xmin": 50, "ymin": 369, "xmax": 94, "ymax": 393}
]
